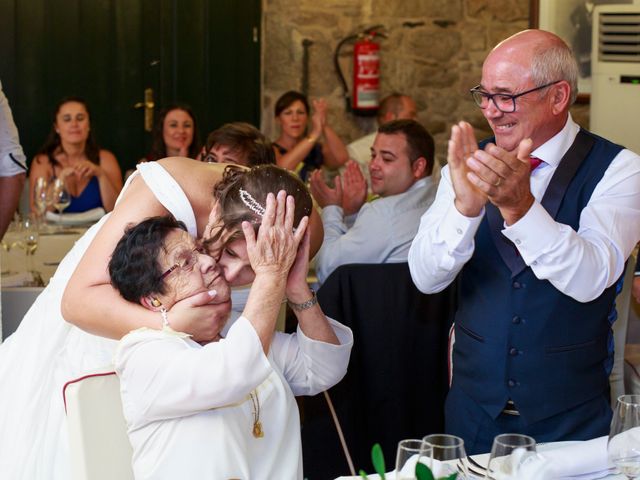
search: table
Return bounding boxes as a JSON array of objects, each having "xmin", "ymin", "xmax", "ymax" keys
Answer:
[
  {"xmin": 335, "ymin": 439, "xmax": 627, "ymax": 479},
  {"xmin": 1, "ymin": 225, "xmax": 86, "ymax": 341}
]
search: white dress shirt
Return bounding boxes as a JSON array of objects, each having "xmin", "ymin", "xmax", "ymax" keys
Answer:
[
  {"xmin": 0, "ymin": 80, "xmax": 26, "ymax": 176},
  {"xmin": 316, "ymin": 176, "xmax": 437, "ymax": 284},
  {"xmin": 408, "ymin": 115, "xmax": 640, "ymax": 302},
  {"xmin": 114, "ymin": 316, "xmax": 353, "ymax": 480}
]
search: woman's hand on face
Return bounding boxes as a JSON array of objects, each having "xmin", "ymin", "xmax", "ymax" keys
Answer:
[
  {"xmin": 167, "ymin": 289, "xmax": 229, "ymax": 343},
  {"xmin": 285, "ymin": 226, "xmax": 311, "ymax": 301},
  {"xmin": 242, "ymin": 190, "xmax": 306, "ymax": 279}
]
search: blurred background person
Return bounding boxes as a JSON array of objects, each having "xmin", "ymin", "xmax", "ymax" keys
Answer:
[
  {"xmin": 272, "ymin": 90, "xmax": 348, "ymax": 181},
  {"xmin": 0, "ymin": 79, "xmax": 26, "ymax": 239},
  {"xmin": 347, "ymin": 93, "xmax": 417, "ymax": 166},
  {"xmin": 199, "ymin": 122, "xmax": 275, "ymax": 166},
  {"xmin": 29, "ymin": 96, "xmax": 122, "ymax": 213},
  {"xmin": 145, "ymin": 103, "xmax": 199, "ymax": 161}
]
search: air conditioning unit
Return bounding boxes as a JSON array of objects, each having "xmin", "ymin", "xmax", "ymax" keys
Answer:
[{"xmin": 590, "ymin": 4, "xmax": 640, "ymax": 154}]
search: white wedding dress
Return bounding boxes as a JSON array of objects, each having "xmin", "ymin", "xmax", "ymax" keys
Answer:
[{"xmin": 0, "ymin": 162, "xmax": 198, "ymax": 479}]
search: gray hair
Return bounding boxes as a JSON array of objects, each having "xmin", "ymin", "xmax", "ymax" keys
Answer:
[{"xmin": 530, "ymin": 41, "xmax": 579, "ymax": 105}]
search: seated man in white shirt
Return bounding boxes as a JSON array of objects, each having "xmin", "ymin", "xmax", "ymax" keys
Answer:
[
  {"xmin": 347, "ymin": 93, "xmax": 417, "ymax": 188},
  {"xmin": 110, "ymin": 204, "xmax": 352, "ymax": 478},
  {"xmin": 310, "ymin": 119, "xmax": 437, "ymax": 284}
]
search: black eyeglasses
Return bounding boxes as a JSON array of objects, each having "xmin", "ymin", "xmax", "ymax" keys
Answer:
[{"xmin": 469, "ymin": 80, "xmax": 561, "ymax": 113}]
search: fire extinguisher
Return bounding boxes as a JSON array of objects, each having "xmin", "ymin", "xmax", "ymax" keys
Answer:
[
  {"xmin": 352, "ymin": 35, "xmax": 380, "ymax": 114},
  {"xmin": 334, "ymin": 26, "xmax": 387, "ymax": 116}
]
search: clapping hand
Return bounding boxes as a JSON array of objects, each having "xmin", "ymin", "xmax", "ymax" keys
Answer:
[
  {"xmin": 447, "ymin": 121, "xmax": 487, "ymax": 217},
  {"xmin": 72, "ymin": 159, "xmax": 102, "ymax": 179},
  {"xmin": 310, "ymin": 98, "xmax": 327, "ymax": 139},
  {"xmin": 309, "ymin": 169, "xmax": 342, "ymax": 208},
  {"xmin": 341, "ymin": 161, "xmax": 367, "ymax": 216},
  {"xmin": 466, "ymin": 138, "xmax": 534, "ymax": 225}
]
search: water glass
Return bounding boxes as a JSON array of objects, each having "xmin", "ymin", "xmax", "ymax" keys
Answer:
[
  {"xmin": 486, "ymin": 433, "xmax": 537, "ymax": 479},
  {"xmin": 609, "ymin": 395, "xmax": 640, "ymax": 479},
  {"xmin": 395, "ymin": 439, "xmax": 432, "ymax": 480},
  {"xmin": 423, "ymin": 433, "xmax": 469, "ymax": 479}
]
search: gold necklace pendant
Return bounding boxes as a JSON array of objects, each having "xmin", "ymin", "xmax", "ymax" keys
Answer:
[
  {"xmin": 249, "ymin": 390, "xmax": 264, "ymax": 438},
  {"xmin": 252, "ymin": 420, "xmax": 264, "ymax": 438}
]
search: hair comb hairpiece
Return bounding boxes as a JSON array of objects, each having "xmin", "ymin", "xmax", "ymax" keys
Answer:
[{"xmin": 239, "ymin": 189, "xmax": 266, "ymax": 217}]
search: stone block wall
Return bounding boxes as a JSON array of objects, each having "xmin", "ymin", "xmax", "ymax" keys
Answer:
[{"xmin": 261, "ymin": 0, "xmax": 590, "ymax": 166}]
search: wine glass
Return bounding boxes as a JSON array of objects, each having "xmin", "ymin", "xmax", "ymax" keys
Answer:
[
  {"xmin": 609, "ymin": 394, "xmax": 640, "ymax": 479},
  {"xmin": 485, "ymin": 434, "xmax": 537, "ymax": 479},
  {"xmin": 51, "ymin": 179, "xmax": 71, "ymax": 223},
  {"xmin": 423, "ymin": 434, "xmax": 469, "ymax": 479},
  {"xmin": 395, "ymin": 439, "xmax": 433, "ymax": 480},
  {"xmin": 20, "ymin": 216, "xmax": 39, "ymax": 278},
  {"xmin": 33, "ymin": 177, "xmax": 54, "ymax": 232},
  {"xmin": 1, "ymin": 216, "xmax": 22, "ymax": 275}
]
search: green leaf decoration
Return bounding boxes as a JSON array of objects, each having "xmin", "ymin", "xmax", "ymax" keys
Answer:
[
  {"xmin": 415, "ymin": 462, "xmax": 435, "ymax": 480},
  {"xmin": 358, "ymin": 469, "xmax": 369, "ymax": 479},
  {"xmin": 444, "ymin": 473, "xmax": 458, "ymax": 480},
  {"xmin": 371, "ymin": 443, "xmax": 386, "ymax": 480}
]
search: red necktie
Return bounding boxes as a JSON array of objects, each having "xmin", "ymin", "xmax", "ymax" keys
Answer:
[{"xmin": 529, "ymin": 156, "xmax": 543, "ymax": 171}]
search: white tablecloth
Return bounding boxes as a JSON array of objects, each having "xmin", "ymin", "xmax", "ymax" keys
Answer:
[{"xmin": 1, "ymin": 226, "xmax": 86, "ymax": 341}]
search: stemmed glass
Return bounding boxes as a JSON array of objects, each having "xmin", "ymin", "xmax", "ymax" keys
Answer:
[
  {"xmin": 608, "ymin": 394, "xmax": 640, "ymax": 479},
  {"xmin": 423, "ymin": 434, "xmax": 469, "ymax": 479},
  {"xmin": 33, "ymin": 177, "xmax": 53, "ymax": 231},
  {"xmin": 485, "ymin": 434, "xmax": 537, "ymax": 479},
  {"xmin": 22, "ymin": 216, "xmax": 39, "ymax": 274},
  {"xmin": 395, "ymin": 439, "xmax": 433, "ymax": 480},
  {"xmin": 51, "ymin": 178, "xmax": 71, "ymax": 224},
  {"xmin": 1, "ymin": 216, "xmax": 22, "ymax": 275}
]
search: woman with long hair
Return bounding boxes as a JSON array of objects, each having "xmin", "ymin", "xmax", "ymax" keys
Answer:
[
  {"xmin": 146, "ymin": 103, "xmax": 199, "ymax": 161},
  {"xmin": 29, "ymin": 96, "xmax": 122, "ymax": 212}
]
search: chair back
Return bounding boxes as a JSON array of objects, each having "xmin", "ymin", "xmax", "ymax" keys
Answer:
[
  {"xmin": 301, "ymin": 263, "xmax": 456, "ymax": 479},
  {"xmin": 63, "ymin": 368, "xmax": 134, "ymax": 480}
]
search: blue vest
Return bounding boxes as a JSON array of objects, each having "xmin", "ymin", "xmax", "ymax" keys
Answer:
[{"xmin": 452, "ymin": 130, "xmax": 623, "ymax": 425}]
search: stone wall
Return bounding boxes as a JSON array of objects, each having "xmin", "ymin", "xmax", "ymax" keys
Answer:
[{"xmin": 261, "ymin": 0, "xmax": 590, "ymax": 166}]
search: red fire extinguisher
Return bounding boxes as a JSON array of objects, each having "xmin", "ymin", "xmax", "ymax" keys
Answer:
[
  {"xmin": 334, "ymin": 26, "xmax": 386, "ymax": 116},
  {"xmin": 352, "ymin": 35, "xmax": 380, "ymax": 114}
]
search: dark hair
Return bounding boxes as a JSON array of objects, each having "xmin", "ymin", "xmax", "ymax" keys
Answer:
[
  {"xmin": 109, "ymin": 216, "xmax": 187, "ymax": 303},
  {"xmin": 206, "ymin": 164, "xmax": 313, "ymax": 247},
  {"xmin": 148, "ymin": 104, "xmax": 199, "ymax": 161},
  {"xmin": 378, "ymin": 119, "xmax": 434, "ymax": 176},
  {"xmin": 203, "ymin": 122, "xmax": 275, "ymax": 166},
  {"xmin": 274, "ymin": 91, "xmax": 310, "ymax": 117},
  {"xmin": 38, "ymin": 96, "xmax": 101, "ymax": 167}
]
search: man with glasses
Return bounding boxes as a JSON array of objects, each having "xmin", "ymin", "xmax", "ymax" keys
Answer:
[{"xmin": 408, "ymin": 29, "xmax": 640, "ymax": 454}]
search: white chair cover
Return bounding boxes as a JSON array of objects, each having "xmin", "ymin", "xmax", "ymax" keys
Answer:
[{"xmin": 63, "ymin": 367, "xmax": 133, "ymax": 480}]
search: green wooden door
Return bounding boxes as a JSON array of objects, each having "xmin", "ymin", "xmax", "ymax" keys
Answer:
[{"xmin": 0, "ymin": 0, "xmax": 261, "ymax": 173}]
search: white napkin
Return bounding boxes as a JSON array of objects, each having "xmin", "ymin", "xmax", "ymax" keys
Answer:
[
  {"xmin": 45, "ymin": 207, "xmax": 105, "ymax": 225},
  {"xmin": 472, "ymin": 437, "xmax": 616, "ymax": 480},
  {"xmin": 530, "ymin": 436, "xmax": 614, "ymax": 480}
]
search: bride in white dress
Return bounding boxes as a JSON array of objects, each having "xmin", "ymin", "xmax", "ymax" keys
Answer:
[{"xmin": 0, "ymin": 158, "xmax": 321, "ymax": 479}]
